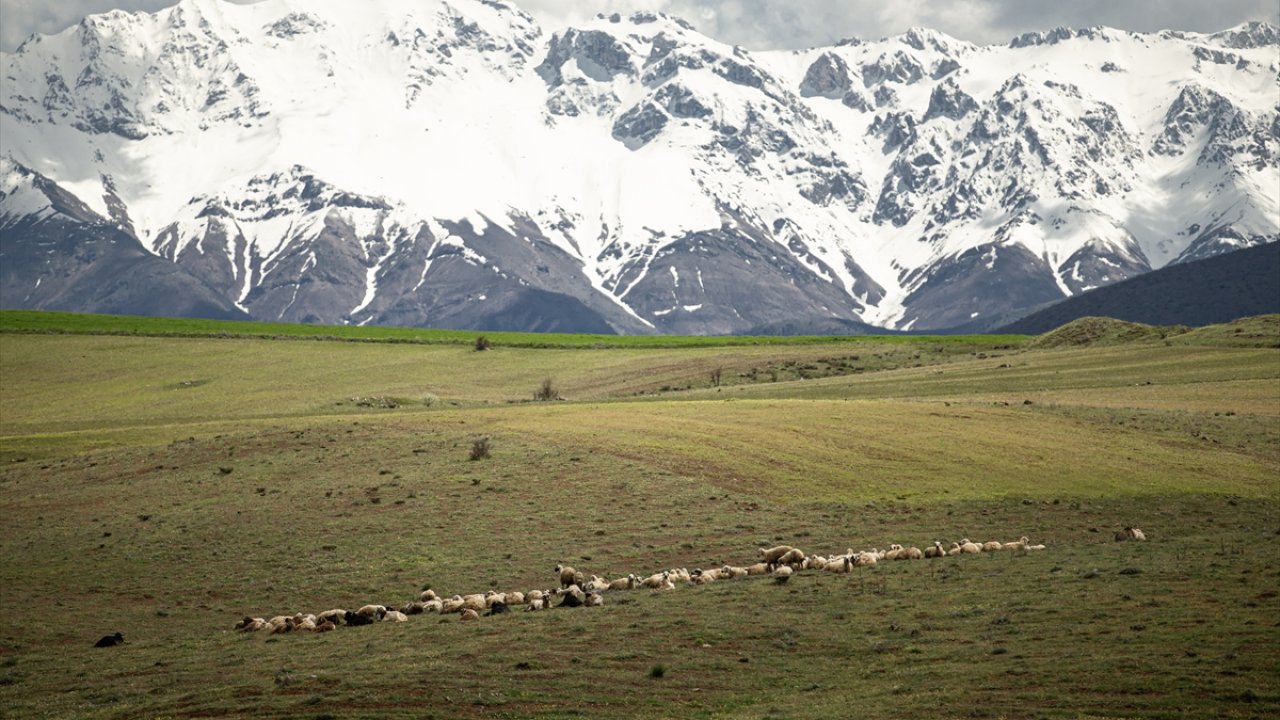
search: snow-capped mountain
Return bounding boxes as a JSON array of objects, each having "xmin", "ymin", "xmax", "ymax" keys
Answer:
[{"xmin": 1, "ymin": 0, "xmax": 1276, "ymax": 333}]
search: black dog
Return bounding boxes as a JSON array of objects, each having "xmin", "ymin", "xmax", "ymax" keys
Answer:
[{"xmin": 94, "ymin": 632, "xmax": 125, "ymax": 648}]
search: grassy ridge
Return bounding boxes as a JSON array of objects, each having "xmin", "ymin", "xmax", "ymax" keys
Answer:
[
  {"xmin": 0, "ymin": 314, "xmax": 1277, "ymax": 718},
  {"xmin": 0, "ymin": 309, "xmax": 1027, "ymax": 348}
]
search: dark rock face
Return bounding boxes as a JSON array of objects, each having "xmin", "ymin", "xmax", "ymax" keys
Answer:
[
  {"xmin": 537, "ymin": 29, "xmax": 635, "ymax": 85},
  {"xmin": 861, "ymin": 51, "xmax": 925, "ymax": 86},
  {"xmin": 1209, "ymin": 21, "xmax": 1280, "ymax": 49},
  {"xmin": 998, "ymin": 242, "xmax": 1280, "ymax": 333},
  {"xmin": 1175, "ymin": 225, "xmax": 1277, "ymax": 265},
  {"xmin": 0, "ymin": 163, "xmax": 248, "ymax": 320},
  {"xmin": 1057, "ymin": 239, "xmax": 1151, "ymax": 295},
  {"xmin": 610, "ymin": 213, "xmax": 880, "ymax": 335},
  {"xmin": 922, "ymin": 79, "xmax": 977, "ymax": 122},
  {"xmin": 899, "ymin": 243, "xmax": 1067, "ymax": 331},
  {"xmin": 611, "ymin": 101, "xmax": 669, "ymax": 147},
  {"xmin": 1153, "ymin": 84, "xmax": 1272, "ymax": 166},
  {"xmin": 800, "ymin": 52, "xmax": 853, "ymax": 99}
]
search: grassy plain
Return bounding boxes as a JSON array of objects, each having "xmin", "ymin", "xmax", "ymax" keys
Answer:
[{"xmin": 0, "ymin": 313, "xmax": 1277, "ymax": 719}]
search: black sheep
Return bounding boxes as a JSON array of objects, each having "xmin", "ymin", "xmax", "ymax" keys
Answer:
[
  {"xmin": 485, "ymin": 602, "xmax": 509, "ymax": 616},
  {"xmin": 345, "ymin": 611, "xmax": 375, "ymax": 626}
]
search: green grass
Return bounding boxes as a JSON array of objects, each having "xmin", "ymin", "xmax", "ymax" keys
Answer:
[
  {"xmin": 0, "ymin": 309, "xmax": 1027, "ymax": 349},
  {"xmin": 0, "ymin": 313, "xmax": 1278, "ymax": 718}
]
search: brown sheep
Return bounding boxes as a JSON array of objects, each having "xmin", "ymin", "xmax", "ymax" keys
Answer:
[{"xmin": 555, "ymin": 564, "xmax": 579, "ymax": 589}]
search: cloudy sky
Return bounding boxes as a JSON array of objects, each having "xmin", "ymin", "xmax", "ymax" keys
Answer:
[{"xmin": 2, "ymin": 0, "xmax": 1276, "ymax": 53}]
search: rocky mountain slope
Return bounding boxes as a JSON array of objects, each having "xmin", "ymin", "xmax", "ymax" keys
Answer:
[
  {"xmin": 1, "ymin": 0, "xmax": 1276, "ymax": 332},
  {"xmin": 996, "ymin": 242, "xmax": 1280, "ymax": 334}
]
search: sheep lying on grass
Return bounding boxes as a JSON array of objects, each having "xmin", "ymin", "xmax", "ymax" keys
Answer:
[
  {"xmin": 238, "ymin": 534, "xmax": 1048, "ymax": 635},
  {"xmin": 1115, "ymin": 527, "xmax": 1147, "ymax": 542}
]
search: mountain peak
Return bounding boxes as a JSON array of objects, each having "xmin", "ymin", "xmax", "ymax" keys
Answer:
[
  {"xmin": 1208, "ymin": 20, "xmax": 1280, "ymax": 49},
  {"xmin": 896, "ymin": 26, "xmax": 970, "ymax": 54}
]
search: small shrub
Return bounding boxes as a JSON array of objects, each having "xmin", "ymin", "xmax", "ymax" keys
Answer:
[
  {"xmin": 534, "ymin": 378, "xmax": 559, "ymax": 401},
  {"xmin": 474, "ymin": 335, "xmax": 491, "ymax": 352},
  {"xmin": 469, "ymin": 437, "xmax": 491, "ymax": 461},
  {"xmin": 649, "ymin": 664, "xmax": 666, "ymax": 679}
]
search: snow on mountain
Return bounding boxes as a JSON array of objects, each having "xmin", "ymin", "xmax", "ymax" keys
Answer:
[{"xmin": 1, "ymin": 2, "xmax": 1276, "ymax": 333}]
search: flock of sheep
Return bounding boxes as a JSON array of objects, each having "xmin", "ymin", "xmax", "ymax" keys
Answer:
[{"xmin": 233, "ymin": 535, "xmax": 1050, "ymax": 635}]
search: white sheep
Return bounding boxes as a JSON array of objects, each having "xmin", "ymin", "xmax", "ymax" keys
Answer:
[
  {"xmin": 746, "ymin": 562, "xmax": 771, "ymax": 576},
  {"xmin": 420, "ymin": 589, "xmax": 439, "ymax": 602},
  {"xmin": 772, "ymin": 565, "xmax": 793, "ymax": 583},
  {"xmin": 356, "ymin": 604, "xmax": 387, "ymax": 620},
  {"xmin": 982, "ymin": 541, "xmax": 1003, "ymax": 552},
  {"xmin": 584, "ymin": 576, "xmax": 611, "ymax": 593},
  {"xmin": 383, "ymin": 610, "xmax": 409, "ymax": 622},
  {"xmin": 1003, "ymin": 536, "xmax": 1030, "ymax": 551},
  {"xmin": 584, "ymin": 592, "xmax": 604, "ymax": 607},
  {"xmin": 640, "ymin": 571, "xmax": 669, "ymax": 589},
  {"xmin": 317, "ymin": 609, "xmax": 346, "ymax": 625},
  {"xmin": 234, "ymin": 616, "xmax": 267, "ymax": 632},
  {"xmin": 805, "ymin": 556, "xmax": 826, "ymax": 570},
  {"xmin": 924, "ymin": 541, "xmax": 946, "ymax": 558},
  {"xmin": 1115, "ymin": 527, "xmax": 1146, "ymax": 542},
  {"xmin": 721, "ymin": 565, "xmax": 749, "ymax": 580},
  {"xmin": 824, "ymin": 557, "xmax": 852, "ymax": 573},
  {"xmin": 901, "ymin": 546, "xmax": 924, "ymax": 560},
  {"xmin": 608, "ymin": 575, "xmax": 637, "ymax": 591},
  {"xmin": 776, "ymin": 549, "xmax": 806, "ymax": 566},
  {"xmin": 460, "ymin": 608, "xmax": 480, "ymax": 621},
  {"xmin": 266, "ymin": 615, "xmax": 292, "ymax": 629},
  {"xmin": 758, "ymin": 545, "xmax": 798, "ymax": 564}
]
